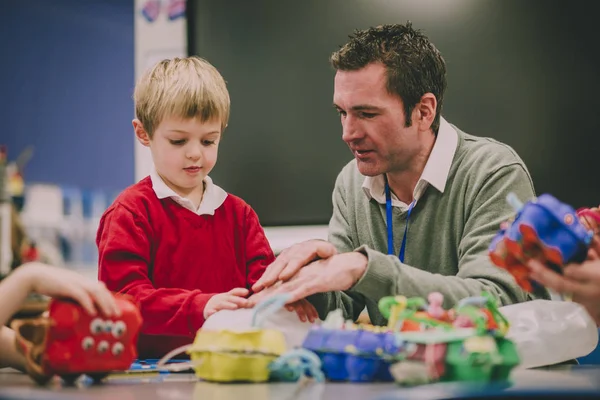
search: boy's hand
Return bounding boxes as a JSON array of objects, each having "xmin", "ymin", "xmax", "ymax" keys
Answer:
[
  {"xmin": 284, "ymin": 299, "xmax": 318, "ymax": 323},
  {"xmin": 248, "ymin": 285, "xmax": 318, "ymax": 323},
  {"xmin": 204, "ymin": 288, "xmax": 250, "ymax": 318},
  {"xmin": 17, "ymin": 262, "xmax": 120, "ymax": 317}
]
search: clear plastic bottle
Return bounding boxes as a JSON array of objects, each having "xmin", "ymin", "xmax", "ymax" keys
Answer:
[{"xmin": 501, "ymin": 299, "xmax": 599, "ymax": 368}]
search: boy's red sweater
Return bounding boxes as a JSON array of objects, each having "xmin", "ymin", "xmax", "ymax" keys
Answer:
[{"xmin": 97, "ymin": 177, "xmax": 274, "ymax": 358}]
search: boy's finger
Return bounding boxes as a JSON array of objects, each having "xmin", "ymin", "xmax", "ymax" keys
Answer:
[
  {"xmin": 228, "ymin": 288, "xmax": 250, "ymax": 297},
  {"xmin": 303, "ymin": 301, "xmax": 318, "ymax": 322},
  {"xmin": 293, "ymin": 303, "xmax": 307, "ymax": 322},
  {"xmin": 216, "ymin": 301, "xmax": 239, "ymax": 312},
  {"xmin": 205, "ymin": 308, "xmax": 216, "ymax": 318},
  {"xmin": 226, "ymin": 296, "xmax": 249, "ymax": 307}
]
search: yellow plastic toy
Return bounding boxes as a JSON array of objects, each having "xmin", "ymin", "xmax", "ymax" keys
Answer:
[
  {"xmin": 156, "ymin": 294, "xmax": 319, "ymax": 383},
  {"xmin": 188, "ymin": 328, "xmax": 286, "ymax": 382}
]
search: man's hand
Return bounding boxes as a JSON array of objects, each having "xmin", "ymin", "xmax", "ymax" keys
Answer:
[
  {"xmin": 247, "ymin": 285, "xmax": 319, "ymax": 322},
  {"xmin": 252, "ymin": 240, "xmax": 338, "ymax": 292},
  {"xmin": 204, "ymin": 288, "xmax": 250, "ymax": 319},
  {"xmin": 269, "ymin": 252, "xmax": 368, "ymax": 304},
  {"xmin": 527, "ymin": 259, "xmax": 600, "ymax": 325}
]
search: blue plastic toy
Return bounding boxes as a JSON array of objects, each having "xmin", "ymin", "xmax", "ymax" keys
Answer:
[
  {"xmin": 489, "ymin": 193, "xmax": 596, "ymax": 292},
  {"xmin": 301, "ymin": 316, "xmax": 404, "ymax": 382}
]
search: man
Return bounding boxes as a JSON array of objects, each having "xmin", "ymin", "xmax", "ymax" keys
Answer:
[{"xmin": 252, "ymin": 23, "xmax": 547, "ymax": 325}]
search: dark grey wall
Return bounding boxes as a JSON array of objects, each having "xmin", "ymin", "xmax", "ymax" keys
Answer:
[{"xmin": 188, "ymin": 0, "xmax": 600, "ymax": 226}]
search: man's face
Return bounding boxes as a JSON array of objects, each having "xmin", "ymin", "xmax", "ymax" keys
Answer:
[
  {"xmin": 333, "ymin": 62, "xmax": 422, "ymax": 177},
  {"xmin": 136, "ymin": 116, "xmax": 222, "ymax": 198}
]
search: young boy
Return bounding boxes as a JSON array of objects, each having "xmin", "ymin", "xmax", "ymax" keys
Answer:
[
  {"xmin": 97, "ymin": 56, "xmax": 316, "ymax": 359},
  {"xmin": 0, "ymin": 262, "xmax": 119, "ymax": 370}
]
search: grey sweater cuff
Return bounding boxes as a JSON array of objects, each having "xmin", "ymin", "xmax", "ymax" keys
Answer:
[{"xmin": 350, "ymin": 245, "xmax": 398, "ymax": 302}]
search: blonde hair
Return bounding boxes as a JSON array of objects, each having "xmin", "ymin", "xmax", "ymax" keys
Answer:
[{"xmin": 134, "ymin": 56, "xmax": 230, "ymax": 136}]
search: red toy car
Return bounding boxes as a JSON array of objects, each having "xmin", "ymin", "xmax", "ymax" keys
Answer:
[{"xmin": 11, "ymin": 294, "xmax": 142, "ymax": 385}]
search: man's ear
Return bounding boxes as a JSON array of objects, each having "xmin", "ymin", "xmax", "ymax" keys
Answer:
[
  {"xmin": 414, "ymin": 93, "xmax": 437, "ymax": 132},
  {"xmin": 132, "ymin": 119, "xmax": 151, "ymax": 147}
]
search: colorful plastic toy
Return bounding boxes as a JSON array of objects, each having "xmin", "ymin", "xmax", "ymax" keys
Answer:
[
  {"xmin": 389, "ymin": 331, "xmax": 519, "ymax": 386},
  {"xmin": 378, "ymin": 293, "xmax": 453, "ymax": 332},
  {"xmin": 300, "ymin": 291, "xmax": 519, "ymax": 386},
  {"xmin": 187, "ymin": 328, "xmax": 287, "ymax": 382},
  {"xmin": 301, "ymin": 313, "xmax": 404, "ymax": 382},
  {"xmin": 489, "ymin": 193, "xmax": 598, "ymax": 292},
  {"xmin": 11, "ymin": 295, "xmax": 142, "ymax": 385},
  {"xmin": 450, "ymin": 294, "xmax": 510, "ymax": 335},
  {"xmin": 387, "ymin": 292, "xmax": 519, "ymax": 386},
  {"xmin": 156, "ymin": 294, "xmax": 323, "ymax": 383},
  {"xmin": 268, "ymin": 348, "xmax": 325, "ymax": 382}
]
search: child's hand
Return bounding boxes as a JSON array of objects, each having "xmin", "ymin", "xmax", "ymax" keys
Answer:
[
  {"xmin": 204, "ymin": 288, "xmax": 249, "ymax": 318},
  {"xmin": 527, "ymin": 259, "xmax": 600, "ymax": 325},
  {"xmin": 16, "ymin": 262, "xmax": 120, "ymax": 317},
  {"xmin": 284, "ymin": 299, "xmax": 318, "ymax": 323},
  {"xmin": 247, "ymin": 286, "xmax": 318, "ymax": 323}
]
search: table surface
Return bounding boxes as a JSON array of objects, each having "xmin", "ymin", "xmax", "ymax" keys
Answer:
[{"xmin": 1, "ymin": 365, "xmax": 600, "ymax": 400}]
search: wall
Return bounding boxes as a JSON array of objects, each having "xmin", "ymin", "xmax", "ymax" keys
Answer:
[
  {"xmin": 0, "ymin": 0, "xmax": 135, "ymax": 193},
  {"xmin": 133, "ymin": 0, "xmax": 187, "ymax": 181},
  {"xmin": 188, "ymin": 0, "xmax": 600, "ymax": 226},
  {"xmin": 135, "ymin": 0, "xmax": 327, "ymax": 250}
]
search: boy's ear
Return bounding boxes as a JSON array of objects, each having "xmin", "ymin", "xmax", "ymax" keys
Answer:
[{"xmin": 133, "ymin": 119, "xmax": 151, "ymax": 147}]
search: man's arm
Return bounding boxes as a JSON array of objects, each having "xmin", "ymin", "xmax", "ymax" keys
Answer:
[
  {"xmin": 306, "ymin": 171, "xmax": 366, "ymax": 321},
  {"xmin": 350, "ymin": 164, "xmax": 548, "ymax": 308}
]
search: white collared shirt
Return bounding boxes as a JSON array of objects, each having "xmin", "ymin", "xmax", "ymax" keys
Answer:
[
  {"xmin": 362, "ymin": 117, "xmax": 458, "ymax": 211},
  {"xmin": 150, "ymin": 170, "xmax": 228, "ymax": 215}
]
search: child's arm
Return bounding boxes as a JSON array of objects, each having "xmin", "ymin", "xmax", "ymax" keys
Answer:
[
  {"xmin": 0, "ymin": 262, "xmax": 120, "ymax": 329},
  {"xmin": 0, "ymin": 326, "xmax": 24, "ymax": 370},
  {"xmin": 97, "ymin": 205, "xmax": 224, "ymax": 337},
  {"xmin": 0, "ymin": 262, "xmax": 119, "ymax": 369},
  {"xmin": 243, "ymin": 207, "xmax": 276, "ymax": 289}
]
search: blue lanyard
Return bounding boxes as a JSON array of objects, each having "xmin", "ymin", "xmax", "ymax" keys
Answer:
[{"xmin": 385, "ymin": 178, "xmax": 416, "ymax": 263}]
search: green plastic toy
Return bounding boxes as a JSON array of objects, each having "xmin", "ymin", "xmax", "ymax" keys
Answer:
[{"xmin": 377, "ymin": 291, "xmax": 520, "ymax": 386}]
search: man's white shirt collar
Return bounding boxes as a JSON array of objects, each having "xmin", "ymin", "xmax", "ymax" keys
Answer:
[
  {"xmin": 362, "ymin": 117, "xmax": 458, "ymax": 210},
  {"xmin": 150, "ymin": 170, "xmax": 227, "ymax": 215}
]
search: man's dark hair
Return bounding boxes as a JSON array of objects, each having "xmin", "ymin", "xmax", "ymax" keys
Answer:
[{"xmin": 330, "ymin": 22, "xmax": 447, "ymax": 134}]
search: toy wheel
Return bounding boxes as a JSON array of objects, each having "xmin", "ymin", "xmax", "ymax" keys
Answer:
[
  {"xmin": 88, "ymin": 373, "xmax": 109, "ymax": 384},
  {"xmin": 60, "ymin": 373, "xmax": 81, "ymax": 385}
]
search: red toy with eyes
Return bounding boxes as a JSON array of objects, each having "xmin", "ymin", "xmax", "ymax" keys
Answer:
[{"xmin": 11, "ymin": 295, "xmax": 142, "ymax": 385}]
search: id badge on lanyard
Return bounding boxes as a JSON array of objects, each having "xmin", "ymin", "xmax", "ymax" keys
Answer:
[{"xmin": 384, "ymin": 178, "xmax": 416, "ymax": 263}]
